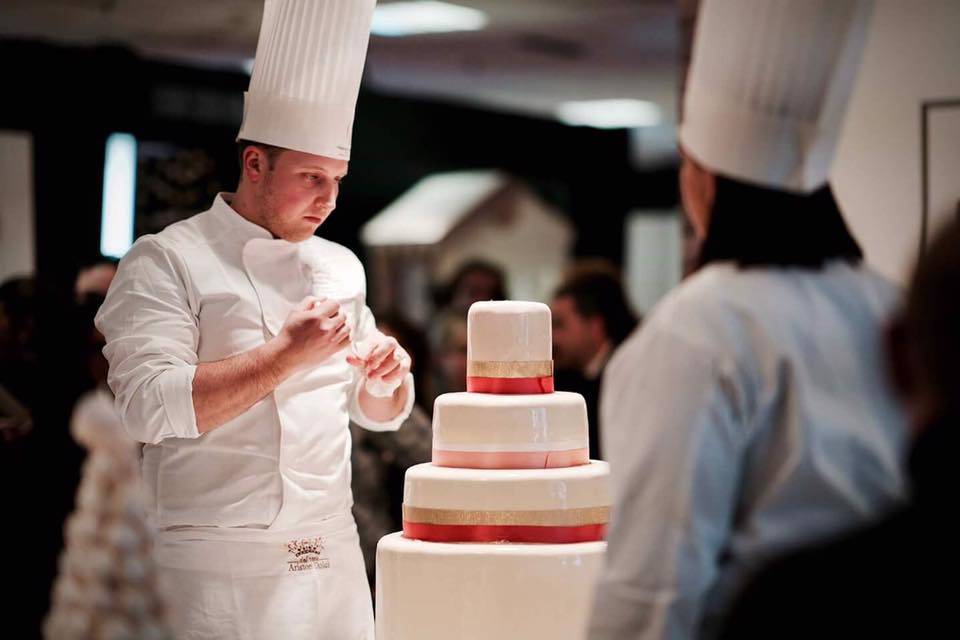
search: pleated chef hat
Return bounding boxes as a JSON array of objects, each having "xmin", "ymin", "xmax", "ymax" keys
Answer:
[
  {"xmin": 238, "ymin": 0, "xmax": 376, "ymax": 160},
  {"xmin": 679, "ymin": 0, "xmax": 873, "ymax": 193}
]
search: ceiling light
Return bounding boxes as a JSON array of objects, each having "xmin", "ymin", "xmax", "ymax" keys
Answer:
[
  {"xmin": 100, "ymin": 133, "xmax": 137, "ymax": 259},
  {"xmin": 372, "ymin": 1, "xmax": 488, "ymax": 37},
  {"xmin": 556, "ymin": 99, "xmax": 662, "ymax": 129}
]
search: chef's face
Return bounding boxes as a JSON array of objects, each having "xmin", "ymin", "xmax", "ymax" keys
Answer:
[{"xmin": 254, "ymin": 149, "xmax": 349, "ymax": 242}]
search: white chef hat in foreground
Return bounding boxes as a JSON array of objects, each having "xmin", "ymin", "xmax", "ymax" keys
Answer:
[
  {"xmin": 238, "ymin": 0, "xmax": 377, "ymax": 160},
  {"xmin": 679, "ymin": 0, "xmax": 874, "ymax": 193}
]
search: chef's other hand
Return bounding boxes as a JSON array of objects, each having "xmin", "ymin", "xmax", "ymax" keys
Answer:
[
  {"xmin": 274, "ymin": 296, "xmax": 350, "ymax": 372},
  {"xmin": 347, "ymin": 332, "xmax": 412, "ymax": 397}
]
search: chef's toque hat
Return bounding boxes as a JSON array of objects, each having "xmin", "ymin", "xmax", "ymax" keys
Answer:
[
  {"xmin": 679, "ymin": 0, "xmax": 873, "ymax": 193},
  {"xmin": 238, "ymin": 0, "xmax": 376, "ymax": 160}
]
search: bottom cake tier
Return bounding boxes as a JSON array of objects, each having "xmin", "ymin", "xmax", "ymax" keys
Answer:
[{"xmin": 375, "ymin": 532, "xmax": 605, "ymax": 640}]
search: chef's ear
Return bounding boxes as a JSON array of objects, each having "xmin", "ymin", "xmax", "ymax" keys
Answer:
[{"xmin": 242, "ymin": 145, "xmax": 270, "ymax": 183}]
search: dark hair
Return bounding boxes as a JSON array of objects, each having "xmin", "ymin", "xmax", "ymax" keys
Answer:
[
  {"xmin": 697, "ymin": 178, "xmax": 863, "ymax": 270},
  {"xmin": 0, "ymin": 276, "xmax": 38, "ymax": 350},
  {"xmin": 554, "ymin": 266, "xmax": 638, "ymax": 347},
  {"xmin": 237, "ymin": 139, "xmax": 284, "ymax": 171},
  {"xmin": 435, "ymin": 260, "xmax": 508, "ymax": 309}
]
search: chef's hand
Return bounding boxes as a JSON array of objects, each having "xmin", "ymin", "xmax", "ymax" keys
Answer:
[
  {"xmin": 347, "ymin": 332, "xmax": 412, "ymax": 397},
  {"xmin": 273, "ymin": 296, "xmax": 351, "ymax": 373}
]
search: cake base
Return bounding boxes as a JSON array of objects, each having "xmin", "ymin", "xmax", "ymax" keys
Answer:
[{"xmin": 375, "ymin": 532, "xmax": 605, "ymax": 640}]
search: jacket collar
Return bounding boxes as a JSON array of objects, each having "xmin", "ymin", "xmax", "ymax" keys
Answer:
[{"xmin": 210, "ymin": 192, "xmax": 274, "ymax": 242}]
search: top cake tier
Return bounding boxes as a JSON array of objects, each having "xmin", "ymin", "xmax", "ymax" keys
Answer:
[{"xmin": 466, "ymin": 301, "xmax": 554, "ymax": 394}]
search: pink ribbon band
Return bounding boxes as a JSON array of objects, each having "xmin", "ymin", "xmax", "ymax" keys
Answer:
[
  {"xmin": 432, "ymin": 448, "xmax": 590, "ymax": 469},
  {"xmin": 402, "ymin": 522, "xmax": 607, "ymax": 544}
]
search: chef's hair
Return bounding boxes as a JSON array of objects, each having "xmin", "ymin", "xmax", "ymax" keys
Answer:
[
  {"xmin": 237, "ymin": 139, "xmax": 285, "ymax": 172},
  {"xmin": 697, "ymin": 178, "xmax": 863, "ymax": 270},
  {"xmin": 900, "ymin": 218, "xmax": 960, "ymax": 417}
]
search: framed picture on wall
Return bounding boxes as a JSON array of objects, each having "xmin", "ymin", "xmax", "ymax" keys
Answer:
[{"xmin": 921, "ymin": 99, "xmax": 960, "ymax": 252}]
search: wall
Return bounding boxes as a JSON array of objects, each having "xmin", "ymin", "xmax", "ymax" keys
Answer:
[
  {"xmin": 833, "ymin": 0, "xmax": 960, "ymax": 284},
  {"xmin": 624, "ymin": 210, "xmax": 682, "ymax": 315},
  {"xmin": 0, "ymin": 130, "xmax": 35, "ymax": 282}
]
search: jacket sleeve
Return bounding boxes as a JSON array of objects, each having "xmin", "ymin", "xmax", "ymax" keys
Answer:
[
  {"xmin": 347, "ymin": 303, "xmax": 415, "ymax": 433},
  {"xmin": 587, "ymin": 324, "xmax": 748, "ymax": 640},
  {"xmin": 94, "ymin": 236, "xmax": 201, "ymax": 445}
]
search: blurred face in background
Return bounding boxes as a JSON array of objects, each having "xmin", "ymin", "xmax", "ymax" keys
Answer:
[
  {"xmin": 242, "ymin": 146, "xmax": 348, "ymax": 242},
  {"xmin": 451, "ymin": 269, "xmax": 502, "ymax": 312},
  {"xmin": 437, "ymin": 318, "xmax": 468, "ymax": 393},
  {"xmin": 551, "ymin": 295, "xmax": 603, "ymax": 372}
]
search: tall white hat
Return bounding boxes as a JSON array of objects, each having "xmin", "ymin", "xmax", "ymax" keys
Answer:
[
  {"xmin": 238, "ymin": 0, "xmax": 377, "ymax": 160},
  {"xmin": 679, "ymin": 0, "xmax": 873, "ymax": 193}
]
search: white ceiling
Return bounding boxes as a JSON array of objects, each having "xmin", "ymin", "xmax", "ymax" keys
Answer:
[{"xmin": 1, "ymin": 0, "xmax": 679, "ymax": 123}]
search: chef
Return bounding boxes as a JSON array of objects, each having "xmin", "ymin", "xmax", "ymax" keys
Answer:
[
  {"xmin": 588, "ymin": 1, "xmax": 908, "ymax": 638},
  {"xmin": 95, "ymin": 1, "xmax": 413, "ymax": 638}
]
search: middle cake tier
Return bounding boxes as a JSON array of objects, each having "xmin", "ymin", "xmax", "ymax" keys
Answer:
[
  {"xmin": 432, "ymin": 391, "xmax": 590, "ymax": 469},
  {"xmin": 402, "ymin": 461, "xmax": 610, "ymax": 543}
]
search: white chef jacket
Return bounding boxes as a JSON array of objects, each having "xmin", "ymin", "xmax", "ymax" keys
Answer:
[
  {"xmin": 95, "ymin": 193, "xmax": 414, "ymax": 532},
  {"xmin": 588, "ymin": 261, "xmax": 907, "ymax": 640}
]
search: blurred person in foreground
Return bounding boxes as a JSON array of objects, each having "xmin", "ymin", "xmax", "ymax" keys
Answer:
[
  {"xmin": 719, "ymin": 219, "xmax": 960, "ymax": 638},
  {"xmin": 551, "ymin": 260, "xmax": 638, "ymax": 459},
  {"xmin": 588, "ymin": 1, "xmax": 908, "ymax": 638}
]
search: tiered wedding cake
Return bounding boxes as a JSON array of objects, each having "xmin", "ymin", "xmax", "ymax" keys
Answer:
[{"xmin": 376, "ymin": 301, "xmax": 610, "ymax": 639}]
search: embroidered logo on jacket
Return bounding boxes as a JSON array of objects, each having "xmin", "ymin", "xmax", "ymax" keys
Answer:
[{"xmin": 285, "ymin": 536, "xmax": 330, "ymax": 572}]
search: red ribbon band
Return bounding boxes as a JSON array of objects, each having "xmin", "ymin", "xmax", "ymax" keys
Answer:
[{"xmin": 466, "ymin": 376, "xmax": 554, "ymax": 394}]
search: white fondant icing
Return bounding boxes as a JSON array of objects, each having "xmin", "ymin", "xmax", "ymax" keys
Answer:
[
  {"xmin": 376, "ymin": 533, "xmax": 605, "ymax": 640},
  {"xmin": 467, "ymin": 301, "xmax": 552, "ymax": 363},
  {"xmin": 433, "ymin": 391, "xmax": 588, "ymax": 452},
  {"xmin": 403, "ymin": 461, "xmax": 610, "ymax": 512}
]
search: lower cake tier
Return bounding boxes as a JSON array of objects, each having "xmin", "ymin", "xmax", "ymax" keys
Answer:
[
  {"xmin": 402, "ymin": 461, "xmax": 610, "ymax": 543},
  {"xmin": 432, "ymin": 391, "xmax": 589, "ymax": 468},
  {"xmin": 376, "ymin": 532, "xmax": 605, "ymax": 640}
]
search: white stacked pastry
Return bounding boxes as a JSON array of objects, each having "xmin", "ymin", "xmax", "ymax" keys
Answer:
[
  {"xmin": 376, "ymin": 301, "xmax": 610, "ymax": 640},
  {"xmin": 44, "ymin": 406, "xmax": 173, "ymax": 640}
]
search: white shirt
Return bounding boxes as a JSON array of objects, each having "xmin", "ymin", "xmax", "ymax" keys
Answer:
[
  {"xmin": 588, "ymin": 262, "xmax": 907, "ymax": 639},
  {"xmin": 95, "ymin": 193, "xmax": 413, "ymax": 532}
]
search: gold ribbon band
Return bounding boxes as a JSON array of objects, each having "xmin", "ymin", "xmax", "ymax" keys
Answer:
[
  {"xmin": 467, "ymin": 360, "xmax": 554, "ymax": 379},
  {"xmin": 402, "ymin": 505, "xmax": 610, "ymax": 527}
]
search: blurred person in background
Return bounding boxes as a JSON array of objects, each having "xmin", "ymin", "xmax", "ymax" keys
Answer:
[
  {"xmin": 430, "ymin": 310, "xmax": 470, "ymax": 398},
  {"xmin": 589, "ymin": 1, "xmax": 909, "ymax": 638},
  {"xmin": 2, "ymin": 272, "xmax": 91, "ymax": 636},
  {"xmin": 0, "ymin": 276, "xmax": 40, "ymax": 435},
  {"xmin": 551, "ymin": 260, "xmax": 639, "ymax": 459},
  {"xmin": 720, "ymin": 218, "xmax": 960, "ymax": 638},
  {"xmin": 351, "ymin": 310, "xmax": 432, "ymax": 586},
  {"xmin": 436, "ymin": 259, "xmax": 508, "ymax": 315},
  {"xmin": 70, "ymin": 263, "xmax": 122, "ymax": 443}
]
